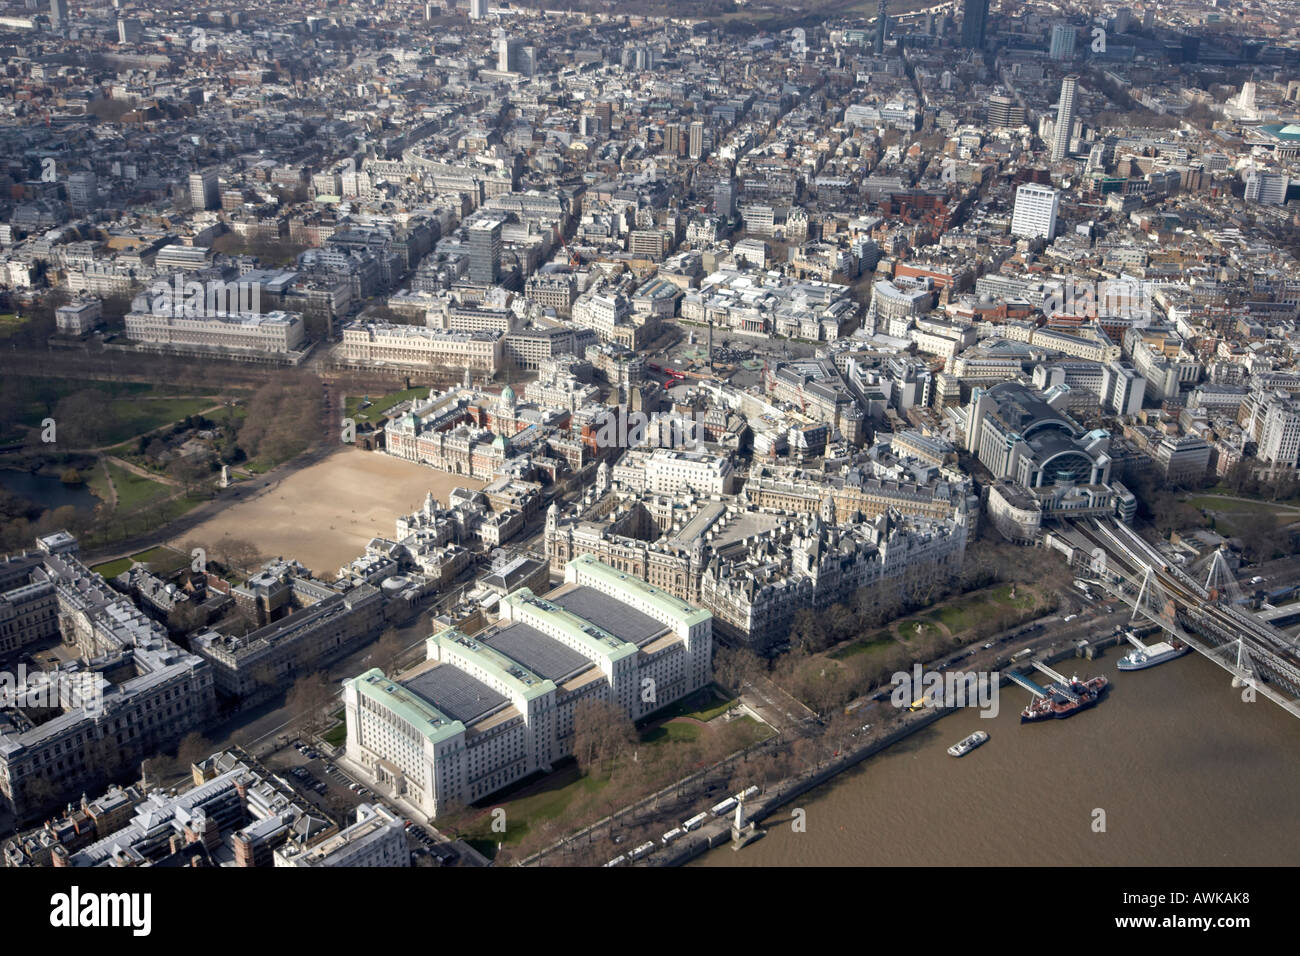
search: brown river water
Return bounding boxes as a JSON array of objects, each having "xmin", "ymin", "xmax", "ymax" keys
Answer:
[{"xmin": 691, "ymin": 649, "xmax": 1300, "ymax": 866}]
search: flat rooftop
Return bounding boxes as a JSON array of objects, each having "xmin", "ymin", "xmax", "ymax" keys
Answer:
[
  {"xmin": 550, "ymin": 584, "xmax": 669, "ymax": 647},
  {"xmin": 478, "ymin": 621, "xmax": 592, "ymax": 682},
  {"xmin": 403, "ymin": 665, "xmax": 508, "ymax": 726}
]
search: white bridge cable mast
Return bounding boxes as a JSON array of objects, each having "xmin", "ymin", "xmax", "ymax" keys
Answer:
[
  {"xmin": 1090, "ymin": 549, "xmax": 1300, "ymax": 720},
  {"xmin": 1203, "ymin": 547, "xmax": 1245, "ymax": 605},
  {"xmin": 1065, "ymin": 518, "xmax": 1300, "ymax": 718}
]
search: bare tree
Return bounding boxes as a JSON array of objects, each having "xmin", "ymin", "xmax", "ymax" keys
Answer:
[
  {"xmin": 572, "ymin": 698, "xmax": 636, "ymax": 776},
  {"xmin": 287, "ymin": 671, "xmax": 337, "ymax": 734},
  {"xmin": 370, "ymin": 627, "xmax": 406, "ymax": 676},
  {"xmin": 176, "ymin": 731, "xmax": 213, "ymax": 770}
]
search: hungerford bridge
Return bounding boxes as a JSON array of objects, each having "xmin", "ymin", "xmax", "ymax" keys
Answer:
[{"xmin": 1067, "ymin": 517, "xmax": 1300, "ymax": 719}]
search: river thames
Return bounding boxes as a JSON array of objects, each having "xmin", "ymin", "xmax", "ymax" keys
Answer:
[{"xmin": 691, "ymin": 648, "xmax": 1300, "ymax": 866}]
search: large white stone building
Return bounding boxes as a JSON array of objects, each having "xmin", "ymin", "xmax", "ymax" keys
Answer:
[
  {"xmin": 343, "ymin": 555, "xmax": 712, "ymax": 818},
  {"xmin": 125, "ymin": 310, "xmax": 306, "ymax": 355},
  {"xmin": 339, "ymin": 321, "xmax": 503, "ymax": 373}
]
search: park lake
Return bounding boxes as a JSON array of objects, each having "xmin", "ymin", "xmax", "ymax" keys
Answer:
[{"xmin": 0, "ymin": 468, "xmax": 101, "ymax": 515}]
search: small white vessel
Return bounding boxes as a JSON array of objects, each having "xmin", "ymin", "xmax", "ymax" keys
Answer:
[
  {"xmin": 1118, "ymin": 632, "xmax": 1192, "ymax": 671},
  {"xmin": 947, "ymin": 730, "xmax": 989, "ymax": 757}
]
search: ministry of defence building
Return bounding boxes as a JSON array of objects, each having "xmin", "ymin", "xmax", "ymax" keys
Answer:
[{"xmin": 343, "ymin": 555, "xmax": 711, "ymax": 818}]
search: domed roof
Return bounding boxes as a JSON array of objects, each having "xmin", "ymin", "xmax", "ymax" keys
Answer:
[{"xmin": 501, "ymin": 384, "xmax": 516, "ymax": 404}]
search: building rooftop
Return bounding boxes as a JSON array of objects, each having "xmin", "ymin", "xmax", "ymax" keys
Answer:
[
  {"xmin": 478, "ymin": 620, "xmax": 591, "ymax": 682},
  {"xmin": 403, "ymin": 664, "xmax": 510, "ymax": 726}
]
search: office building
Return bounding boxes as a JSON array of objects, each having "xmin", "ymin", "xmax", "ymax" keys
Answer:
[
  {"xmin": 662, "ymin": 123, "xmax": 683, "ymax": 156},
  {"xmin": 189, "ymin": 169, "xmax": 220, "ymax": 211},
  {"xmin": 965, "ymin": 382, "xmax": 1113, "ymax": 488},
  {"xmin": 496, "ymin": 35, "xmax": 523, "ymax": 73},
  {"xmin": 275, "ymin": 803, "xmax": 407, "ymax": 867},
  {"xmin": 469, "ymin": 0, "xmax": 486, "ymax": 19},
  {"xmin": 340, "ymin": 322, "xmax": 504, "ymax": 373},
  {"xmin": 116, "ymin": 17, "xmax": 140, "ymax": 42},
  {"xmin": 467, "ymin": 218, "xmax": 502, "ymax": 285},
  {"xmin": 1011, "ymin": 183, "xmax": 1060, "ymax": 240},
  {"xmin": 987, "ymin": 93, "xmax": 1026, "ymax": 128},
  {"xmin": 1244, "ymin": 170, "xmax": 1289, "ymax": 205},
  {"xmin": 0, "ymin": 540, "xmax": 216, "ymax": 823},
  {"xmin": 126, "ymin": 310, "xmax": 306, "ymax": 355},
  {"xmin": 343, "ymin": 555, "xmax": 713, "ymax": 818},
  {"xmin": 961, "ymin": 0, "xmax": 988, "ymax": 48},
  {"xmin": 64, "ymin": 171, "xmax": 97, "ymax": 209},
  {"xmin": 1051, "ymin": 76, "xmax": 1078, "ymax": 163},
  {"xmin": 1049, "ymin": 23, "xmax": 1076, "ymax": 60},
  {"xmin": 1258, "ymin": 393, "xmax": 1300, "ymax": 469},
  {"xmin": 689, "ymin": 121, "xmax": 705, "ymax": 160},
  {"xmin": 714, "ymin": 179, "xmax": 738, "ymax": 219}
]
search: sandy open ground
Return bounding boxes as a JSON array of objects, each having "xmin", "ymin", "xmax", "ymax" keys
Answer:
[{"xmin": 171, "ymin": 449, "xmax": 485, "ymax": 576}]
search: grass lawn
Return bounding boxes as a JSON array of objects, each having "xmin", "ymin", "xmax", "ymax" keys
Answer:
[
  {"xmin": 91, "ymin": 556, "xmax": 134, "ymax": 578},
  {"xmin": 897, "ymin": 619, "xmax": 931, "ymax": 640},
  {"xmin": 728, "ymin": 715, "xmax": 775, "ymax": 747},
  {"xmin": 91, "ymin": 546, "xmax": 189, "ymax": 579},
  {"xmin": 103, "ymin": 398, "xmax": 216, "ymax": 445},
  {"xmin": 11, "ymin": 378, "xmax": 196, "ymax": 429},
  {"xmin": 0, "ymin": 313, "xmax": 26, "ymax": 339},
  {"xmin": 129, "ymin": 546, "xmax": 190, "ymax": 575},
  {"xmin": 105, "ymin": 461, "xmax": 170, "ymax": 511},
  {"xmin": 641, "ymin": 720, "xmax": 703, "ymax": 745},
  {"xmin": 925, "ymin": 584, "xmax": 1036, "ymax": 632},
  {"xmin": 321, "ymin": 720, "xmax": 346, "ymax": 748},
  {"xmin": 455, "ymin": 760, "xmax": 610, "ymax": 850},
  {"xmin": 832, "ymin": 631, "xmax": 894, "ymax": 660},
  {"xmin": 344, "ymin": 387, "xmax": 429, "ymax": 424},
  {"xmin": 1184, "ymin": 495, "xmax": 1300, "ymax": 515},
  {"xmin": 83, "ymin": 462, "xmax": 112, "ymax": 505},
  {"xmin": 640, "ymin": 685, "xmax": 734, "ymax": 725}
]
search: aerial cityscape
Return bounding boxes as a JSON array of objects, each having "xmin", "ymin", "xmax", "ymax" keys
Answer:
[{"xmin": 0, "ymin": 0, "xmax": 1295, "ymax": 903}]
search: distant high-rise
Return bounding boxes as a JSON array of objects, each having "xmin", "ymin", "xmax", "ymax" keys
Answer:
[
  {"xmin": 49, "ymin": 0, "xmax": 67, "ymax": 28},
  {"xmin": 715, "ymin": 179, "xmax": 737, "ymax": 219},
  {"xmin": 1244, "ymin": 170, "xmax": 1289, "ymax": 206},
  {"xmin": 66, "ymin": 171, "xmax": 98, "ymax": 209},
  {"xmin": 468, "ymin": 219, "xmax": 502, "ymax": 285},
  {"xmin": 116, "ymin": 17, "xmax": 141, "ymax": 43},
  {"xmin": 1049, "ymin": 23, "xmax": 1076, "ymax": 60},
  {"xmin": 496, "ymin": 34, "xmax": 523, "ymax": 73},
  {"xmin": 689, "ymin": 121, "xmax": 705, "ymax": 160},
  {"xmin": 875, "ymin": 0, "xmax": 888, "ymax": 55},
  {"xmin": 189, "ymin": 169, "xmax": 219, "ymax": 211},
  {"xmin": 469, "ymin": 0, "xmax": 486, "ymax": 20},
  {"xmin": 1050, "ymin": 76, "xmax": 1078, "ymax": 163},
  {"xmin": 662, "ymin": 124, "xmax": 683, "ymax": 156},
  {"xmin": 1237, "ymin": 82, "xmax": 1257, "ymax": 112},
  {"xmin": 1011, "ymin": 183, "xmax": 1060, "ymax": 240},
  {"xmin": 1114, "ymin": 7, "xmax": 1132, "ymax": 34},
  {"xmin": 987, "ymin": 93, "xmax": 1025, "ymax": 128},
  {"xmin": 960, "ymin": 0, "xmax": 988, "ymax": 48}
]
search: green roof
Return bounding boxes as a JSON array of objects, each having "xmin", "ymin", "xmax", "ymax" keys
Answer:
[
  {"xmin": 1259, "ymin": 123, "xmax": 1300, "ymax": 142},
  {"xmin": 347, "ymin": 667, "xmax": 465, "ymax": 745},
  {"xmin": 567, "ymin": 554, "xmax": 712, "ymax": 628}
]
